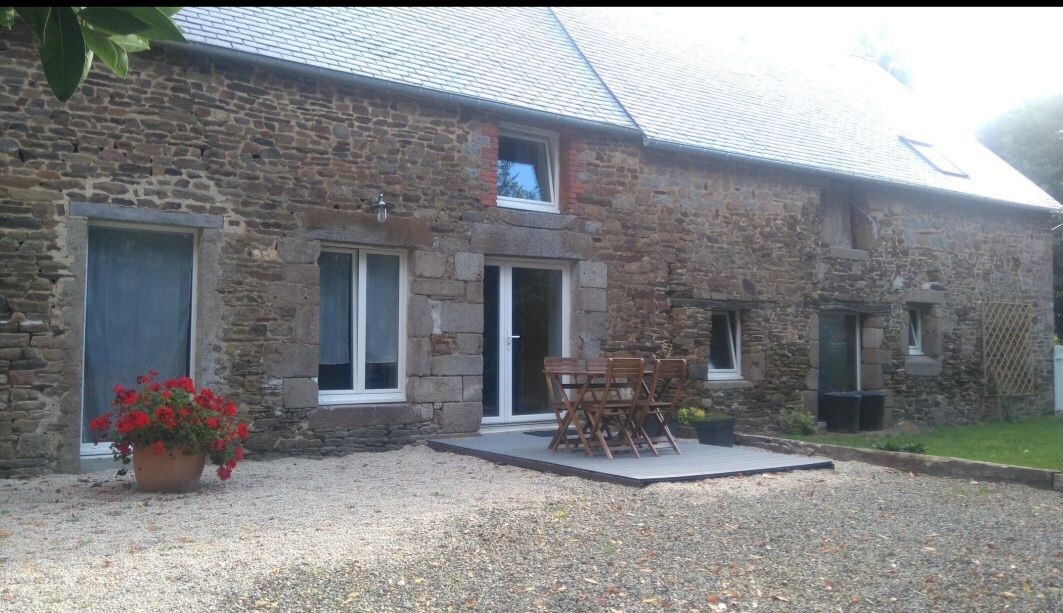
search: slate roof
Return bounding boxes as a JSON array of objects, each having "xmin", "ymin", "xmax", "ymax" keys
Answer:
[
  {"xmin": 173, "ymin": 7, "xmax": 1059, "ymax": 210},
  {"xmin": 175, "ymin": 7, "xmax": 635, "ymax": 131}
]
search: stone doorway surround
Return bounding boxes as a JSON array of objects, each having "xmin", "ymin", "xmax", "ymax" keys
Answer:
[{"xmin": 60, "ymin": 202, "xmax": 225, "ymax": 473}]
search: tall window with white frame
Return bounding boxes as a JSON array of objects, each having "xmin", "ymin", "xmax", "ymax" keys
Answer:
[
  {"xmin": 908, "ymin": 305, "xmax": 924, "ymax": 356},
  {"xmin": 496, "ymin": 124, "xmax": 559, "ymax": 213},
  {"xmin": 707, "ymin": 310, "xmax": 741, "ymax": 380},
  {"xmin": 317, "ymin": 248, "xmax": 405, "ymax": 404}
]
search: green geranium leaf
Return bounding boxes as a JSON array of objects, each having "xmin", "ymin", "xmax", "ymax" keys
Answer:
[
  {"xmin": 40, "ymin": 7, "xmax": 90, "ymax": 102},
  {"xmin": 1, "ymin": 7, "xmax": 16, "ymax": 29}
]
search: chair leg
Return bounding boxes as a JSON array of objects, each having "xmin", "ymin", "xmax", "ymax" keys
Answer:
[
  {"xmin": 637, "ymin": 423, "xmax": 659, "ymax": 456},
  {"xmin": 621, "ymin": 425, "xmax": 640, "ymax": 458}
]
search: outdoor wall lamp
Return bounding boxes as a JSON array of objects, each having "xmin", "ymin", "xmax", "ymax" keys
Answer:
[{"xmin": 370, "ymin": 193, "xmax": 392, "ymax": 223}]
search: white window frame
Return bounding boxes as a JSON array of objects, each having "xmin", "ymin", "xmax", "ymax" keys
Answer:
[
  {"xmin": 495, "ymin": 123, "xmax": 560, "ymax": 214},
  {"xmin": 707, "ymin": 310, "xmax": 742, "ymax": 381},
  {"xmin": 908, "ymin": 306, "xmax": 924, "ymax": 356},
  {"xmin": 317, "ymin": 246, "xmax": 407, "ymax": 405},
  {"xmin": 81, "ymin": 221, "xmax": 199, "ymax": 457}
]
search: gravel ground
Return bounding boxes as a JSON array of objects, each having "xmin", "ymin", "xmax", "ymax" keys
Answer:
[{"xmin": 0, "ymin": 445, "xmax": 1060, "ymax": 612}]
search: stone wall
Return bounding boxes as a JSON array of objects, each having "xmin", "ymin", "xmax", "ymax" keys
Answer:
[{"xmin": 0, "ymin": 28, "xmax": 1054, "ymax": 476}]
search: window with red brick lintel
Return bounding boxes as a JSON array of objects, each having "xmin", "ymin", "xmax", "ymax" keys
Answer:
[{"xmin": 478, "ymin": 121, "xmax": 585, "ymax": 214}]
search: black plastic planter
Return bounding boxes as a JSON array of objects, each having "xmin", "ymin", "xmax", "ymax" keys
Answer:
[{"xmin": 694, "ymin": 417, "xmax": 736, "ymax": 446}]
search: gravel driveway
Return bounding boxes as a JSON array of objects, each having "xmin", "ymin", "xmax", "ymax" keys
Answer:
[{"xmin": 1, "ymin": 445, "xmax": 1059, "ymax": 611}]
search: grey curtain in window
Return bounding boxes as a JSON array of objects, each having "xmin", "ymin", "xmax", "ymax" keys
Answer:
[
  {"xmin": 318, "ymin": 252, "xmax": 352, "ymax": 366},
  {"xmin": 365, "ymin": 253, "xmax": 399, "ymax": 365},
  {"xmin": 83, "ymin": 227, "xmax": 193, "ymax": 443}
]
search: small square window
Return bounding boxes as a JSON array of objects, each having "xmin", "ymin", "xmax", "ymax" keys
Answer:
[
  {"xmin": 908, "ymin": 306, "xmax": 924, "ymax": 355},
  {"xmin": 708, "ymin": 311, "xmax": 741, "ymax": 380},
  {"xmin": 496, "ymin": 125, "xmax": 558, "ymax": 213}
]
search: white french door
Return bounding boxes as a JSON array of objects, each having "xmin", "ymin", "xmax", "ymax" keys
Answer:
[{"xmin": 482, "ymin": 259, "xmax": 570, "ymax": 424}]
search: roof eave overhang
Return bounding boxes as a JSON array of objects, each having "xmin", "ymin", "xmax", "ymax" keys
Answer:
[
  {"xmin": 643, "ymin": 136, "xmax": 1061, "ymax": 213},
  {"xmin": 159, "ymin": 40, "xmax": 643, "ymax": 140}
]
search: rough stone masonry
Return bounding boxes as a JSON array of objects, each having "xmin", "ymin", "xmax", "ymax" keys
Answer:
[{"xmin": 0, "ymin": 27, "xmax": 1054, "ymax": 476}]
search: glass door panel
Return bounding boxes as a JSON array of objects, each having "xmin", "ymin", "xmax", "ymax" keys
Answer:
[
  {"xmin": 482, "ymin": 261, "xmax": 568, "ymax": 423},
  {"xmin": 511, "ymin": 267, "xmax": 563, "ymax": 416},
  {"xmin": 818, "ymin": 312, "xmax": 859, "ymax": 393},
  {"xmin": 482, "ymin": 265, "xmax": 501, "ymax": 418}
]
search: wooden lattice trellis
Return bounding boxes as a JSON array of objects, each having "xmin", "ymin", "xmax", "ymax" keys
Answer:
[{"xmin": 982, "ymin": 302, "xmax": 1035, "ymax": 396}]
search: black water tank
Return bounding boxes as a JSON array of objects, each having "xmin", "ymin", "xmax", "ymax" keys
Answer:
[
  {"xmin": 821, "ymin": 392, "xmax": 862, "ymax": 433},
  {"xmin": 858, "ymin": 391, "xmax": 886, "ymax": 431}
]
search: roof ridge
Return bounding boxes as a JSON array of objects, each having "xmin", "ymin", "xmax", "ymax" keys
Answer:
[{"xmin": 547, "ymin": 7, "xmax": 643, "ymax": 139}]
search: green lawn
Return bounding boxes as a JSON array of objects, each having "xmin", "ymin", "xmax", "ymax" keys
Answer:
[{"xmin": 785, "ymin": 415, "xmax": 1063, "ymax": 471}]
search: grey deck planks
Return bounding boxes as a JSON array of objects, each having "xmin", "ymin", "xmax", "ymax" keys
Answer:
[{"xmin": 427, "ymin": 431, "xmax": 833, "ymax": 487}]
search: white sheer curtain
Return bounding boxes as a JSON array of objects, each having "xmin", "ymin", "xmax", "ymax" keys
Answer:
[
  {"xmin": 318, "ymin": 251, "xmax": 352, "ymax": 366},
  {"xmin": 83, "ymin": 227, "xmax": 193, "ymax": 443},
  {"xmin": 365, "ymin": 253, "xmax": 399, "ymax": 388}
]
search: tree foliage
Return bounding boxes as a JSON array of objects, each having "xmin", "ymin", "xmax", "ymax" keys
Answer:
[
  {"xmin": 0, "ymin": 7, "xmax": 186, "ymax": 101},
  {"xmin": 979, "ymin": 94, "xmax": 1063, "ymax": 338},
  {"xmin": 857, "ymin": 27, "xmax": 911, "ymax": 87}
]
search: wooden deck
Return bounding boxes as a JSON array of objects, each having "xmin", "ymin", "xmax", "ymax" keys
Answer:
[{"xmin": 427, "ymin": 431, "xmax": 833, "ymax": 487}]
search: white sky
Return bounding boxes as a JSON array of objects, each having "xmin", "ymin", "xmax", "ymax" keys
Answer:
[{"xmin": 612, "ymin": 7, "xmax": 1063, "ymax": 137}]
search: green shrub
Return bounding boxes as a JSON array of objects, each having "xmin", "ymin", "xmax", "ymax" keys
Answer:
[
  {"xmin": 677, "ymin": 407, "xmax": 733, "ymax": 427},
  {"xmin": 872, "ymin": 441, "xmax": 927, "ymax": 454},
  {"xmin": 676, "ymin": 407, "xmax": 705, "ymax": 427},
  {"xmin": 778, "ymin": 409, "xmax": 817, "ymax": 435}
]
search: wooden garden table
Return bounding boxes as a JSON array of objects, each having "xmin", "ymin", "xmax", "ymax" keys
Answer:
[{"xmin": 543, "ymin": 359, "xmax": 657, "ymax": 458}]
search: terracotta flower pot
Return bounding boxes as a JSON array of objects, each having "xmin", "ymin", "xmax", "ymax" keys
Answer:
[{"xmin": 132, "ymin": 447, "xmax": 206, "ymax": 493}]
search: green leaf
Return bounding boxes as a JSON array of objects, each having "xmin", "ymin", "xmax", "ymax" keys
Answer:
[
  {"xmin": 83, "ymin": 27, "xmax": 127, "ymax": 77},
  {"xmin": 110, "ymin": 33, "xmax": 151, "ymax": 53},
  {"xmin": 40, "ymin": 7, "xmax": 90, "ymax": 102},
  {"xmin": 119, "ymin": 7, "xmax": 186, "ymax": 42},
  {"xmin": 15, "ymin": 7, "xmax": 50, "ymax": 38},
  {"xmin": 78, "ymin": 7, "xmax": 154, "ymax": 36},
  {"xmin": 157, "ymin": 7, "xmax": 183, "ymax": 17},
  {"xmin": 1, "ymin": 7, "xmax": 15, "ymax": 29}
]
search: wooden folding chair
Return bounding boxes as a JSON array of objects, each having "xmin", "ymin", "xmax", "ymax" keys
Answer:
[
  {"xmin": 637, "ymin": 358, "xmax": 687, "ymax": 454},
  {"xmin": 543, "ymin": 357, "xmax": 593, "ymax": 455},
  {"xmin": 581, "ymin": 357, "xmax": 645, "ymax": 459}
]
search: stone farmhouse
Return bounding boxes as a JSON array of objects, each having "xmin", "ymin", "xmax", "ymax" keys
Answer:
[{"xmin": 1, "ymin": 7, "xmax": 1058, "ymax": 476}]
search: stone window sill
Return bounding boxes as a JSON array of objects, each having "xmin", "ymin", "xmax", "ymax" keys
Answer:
[
  {"xmin": 826, "ymin": 246, "xmax": 869, "ymax": 261},
  {"xmin": 906, "ymin": 355, "xmax": 942, "ymax": 377},
  {"xmin": 308, "ymin": 403, "xmax": 430, "ymax": 430},
  {"xmin": 704, "ymin": 379, "xmax": 754, "ymax": 390}
]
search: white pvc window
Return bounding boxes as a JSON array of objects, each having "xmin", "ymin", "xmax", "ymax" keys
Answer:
[
  {"xmin": 908, "ymin": 306, "xmax": 924, "ymax": 356},
  {"xmin": 318, "ymin": 247, "xmax": 406, "ymax": 404},
  {"xmin": 708, "ymin": 311, "xmax": 741, "ymax": 380},
  {"xmin": 496, "ymin": 124, "xmax": 559, "ymax": 213}
]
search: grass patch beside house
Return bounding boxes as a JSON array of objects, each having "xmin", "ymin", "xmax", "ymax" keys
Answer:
[{"xmin": 785, "ymin": 415, "xmax": 1063, "ymax": 471}]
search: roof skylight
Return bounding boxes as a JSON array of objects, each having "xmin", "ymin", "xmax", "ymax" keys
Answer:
[{"xmin": 900, "ymin": 137, "xmax": 968, "ymax": 178}]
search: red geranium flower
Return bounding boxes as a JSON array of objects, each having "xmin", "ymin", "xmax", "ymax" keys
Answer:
[
  {"xmin": 88, "ymin": 413, "xmax": 111, "ymax": 433},
  {"xmin": 236, "ymin": 423, "xmax": 249, "ymax": 439},
  {"xmin": 217, "ymin": 465, "xmax": 232, "ymax": 480},
  {"xmin": 206, "ymin": 417, "xmax": 219, "ymax": 429},
  {"xmin": 154, "ymin": 406, "xmax": 176, "ymax": 428}
]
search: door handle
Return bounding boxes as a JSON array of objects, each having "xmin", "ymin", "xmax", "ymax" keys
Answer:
[
  {"xmin": 506, "ymin": 334, "xmax": 520, "ymax": 348},
  {"xmin": 508, "ymin": 335, "xmax": 521, "ymax": 339}
]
